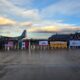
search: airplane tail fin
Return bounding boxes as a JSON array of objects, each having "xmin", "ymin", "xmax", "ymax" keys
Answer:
[
  {"xmin": 18, "ymin": 30, "xmax": 26, "ymax": 40},
  {"xmin": 21, "ymin": 30, "xmax": 26, "ymax": 37}
]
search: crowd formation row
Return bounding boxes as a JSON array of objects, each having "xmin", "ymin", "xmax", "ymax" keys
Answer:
[{"xmin": 0, "ymin": 39, "xmax": 80, "ymax": 50}]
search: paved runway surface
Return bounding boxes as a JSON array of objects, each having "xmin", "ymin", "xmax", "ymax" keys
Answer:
[{"xmin": 0, "ymin": 49, "xmax": 80, "ymax": 80}]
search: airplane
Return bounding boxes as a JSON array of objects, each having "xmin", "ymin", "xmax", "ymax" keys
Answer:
[{"xmin": 0, "ymin": 30, "xmax": 26, "ymax": 41}]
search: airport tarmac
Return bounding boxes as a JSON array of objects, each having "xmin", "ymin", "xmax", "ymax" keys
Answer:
[{"xmin": 0, "ymin": 49, "xmax": 80, "ymax": 80}]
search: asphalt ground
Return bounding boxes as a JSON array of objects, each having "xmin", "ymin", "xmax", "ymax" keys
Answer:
[{"xmin": 0, "ymin": 49, "xmax": 80, "ymax": 80}]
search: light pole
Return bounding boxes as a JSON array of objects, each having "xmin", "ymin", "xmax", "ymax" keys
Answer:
[{"xmin": 29, "ymin": 39, "xmax": 31, "ymax": 55}]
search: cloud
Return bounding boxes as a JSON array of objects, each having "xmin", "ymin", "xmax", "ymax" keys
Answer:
[
  {"xmin": 0, "ymin": 0, "xmax": 80, "ymax": 22},
  {"xmin": 0, "ymin": 17, "xmax": 33, "ymax": 27},
  {"xmin": 32, "ymin": 20, "xmax": 75, "ymax": 27},
  {"xmin": 0, "ymin": 0, "xmax": 80, "ymax": 38},
  {"xmin": 0, "ymin": 0, "xmax": 40, "ymax": 20},
  {"xmin": 28, "ymin": 20, "xmax": 80, "ymax": 33},
  {"xmin": 28, "ymin": 26, "xmax": 60, "ymax": 33},
  {"xmin": 61, "ymin": 27, "xmax": 80, "ymax": 33},
  {"xmin": 28, "ymin": 25, "xmax": 80, "ymax": 33},
  {"xmin": 11, "ymin": 0, "xmax": 33, "ymax": 6},
  {"xmin": 41, "ymin": 0, "xmax": 80, "ymax": 18},
  {"xmin": 0, "ymin": 17, "xmax": 16, "ymax": 26},
  {"xmin": 0, "ymin": 16, "xmax": 79, "ymax": 35},
  {"xmin": 19, "ymin": 22, "xmax": 32, "ymax": 26}
]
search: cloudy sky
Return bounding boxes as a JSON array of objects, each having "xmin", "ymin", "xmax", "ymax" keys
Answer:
[{"xmin": 0, "ymin": 0, "xmax": 80, "ymax": 39}]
